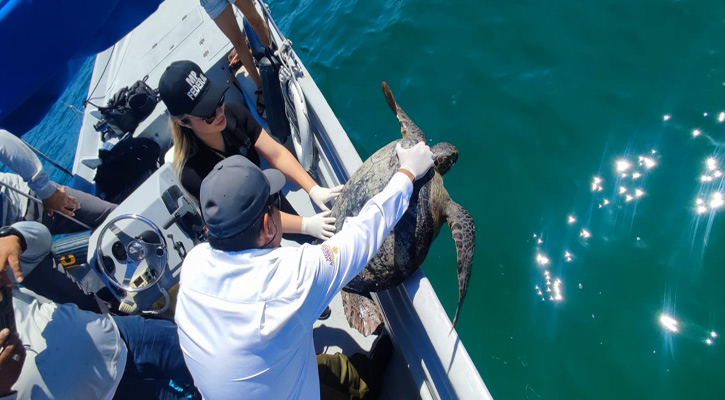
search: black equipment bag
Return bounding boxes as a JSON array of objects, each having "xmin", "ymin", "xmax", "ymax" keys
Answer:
[
  {"xmin": 242, "ymin": 18, "xmax": 290, "ymax": 142},
  {"xmin": 98, "ymin": 76, "xmax": 159, "ymax": 136},
  {"xmin": 259, "ymin": 55, "xmax": 291, "ymax": 143},
  {"xmin": 94, "ymin": 137, "xmax": 162, "ymax": 204}
]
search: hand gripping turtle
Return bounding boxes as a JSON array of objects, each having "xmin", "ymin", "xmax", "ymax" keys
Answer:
[{"xmin": 330, "ymin": 82, "xmax": 475, "ymax": 336}]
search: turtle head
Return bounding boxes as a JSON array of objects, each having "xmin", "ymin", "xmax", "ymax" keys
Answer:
[{"xmin": 431, "ymin": 142, "xmax": 458, "ymax": 175}]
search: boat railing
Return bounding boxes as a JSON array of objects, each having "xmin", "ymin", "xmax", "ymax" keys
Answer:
[{"xmin": 264, "ymin": 14, "xmax": 492, "ymax": 395}]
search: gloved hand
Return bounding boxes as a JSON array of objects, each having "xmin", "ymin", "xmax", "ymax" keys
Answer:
[
  {"xmin": 308, "ymin": 184, "xmax": 344, "ymax": 211},
  {"xmin": 396, "ymin": 142, "xmax": 434, "ymax": 181},
  {"xmin": 301, "ymin": 211, "xmax": 337, "ymax": 240}
]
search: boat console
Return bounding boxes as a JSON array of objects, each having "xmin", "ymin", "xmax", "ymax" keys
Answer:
[{"xmin": 88, "ymin": 163, "xmax": 204, "ymax": 315}]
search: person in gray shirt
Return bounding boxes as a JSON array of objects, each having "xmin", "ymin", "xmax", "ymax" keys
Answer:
[
  {"xmin": 0, "ymin": 129, "xmax": 115, "ymax": 233},
  {"xmin": 0, "ymin": 221, "xmax": 198, "ymax": 399}
]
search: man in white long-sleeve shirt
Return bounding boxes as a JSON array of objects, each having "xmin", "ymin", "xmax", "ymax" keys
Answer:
[{"xmin": 175, "ymin": 143, "xmax": 434, "ymax": 399}]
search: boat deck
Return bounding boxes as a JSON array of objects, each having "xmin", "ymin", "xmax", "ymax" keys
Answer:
[{"xmin": 73, "ymin": 0, "xmax": 490, "ymax": 398}]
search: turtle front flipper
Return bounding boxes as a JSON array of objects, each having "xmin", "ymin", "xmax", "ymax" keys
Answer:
[
  {"xmin": 381, "ymin": 81, "xmax": 426, "ymax": 142},
  {"xmin": 444, "ymin": 199, "xmax": 475, "ymax": 328},
  {"xmin": 341, "ymin": 290, "xmax": 383, "ymax": 337}
]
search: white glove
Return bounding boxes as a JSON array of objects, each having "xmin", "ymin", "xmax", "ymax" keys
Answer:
[
  {"xmin": 301, "ymin": 210, "xmax": 337, "ymax": 240},
  {"xmin": 308, "ymin": 184, "xmax": 344, "ymax": 211},
  {"xmin": 396, "ymin": 142, "xmax": 434, "ymax": 181}
]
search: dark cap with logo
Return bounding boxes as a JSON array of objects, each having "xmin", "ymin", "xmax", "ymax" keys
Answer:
[
  {"xmin": 201, "ymin": 155, "xmax": 286, "ymax": 239},
  {"xmin": 158, "ymin": 60, "xmax": 228, "ymax": 117}
]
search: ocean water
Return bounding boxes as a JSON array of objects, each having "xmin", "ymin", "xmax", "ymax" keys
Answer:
[
  {"xmin": 25, "ymin": 0, "xmax": 725, "ymax": 398},
  {"xmin": 12, "ymin": 57, "xmax": 95, "ymax": 186}
]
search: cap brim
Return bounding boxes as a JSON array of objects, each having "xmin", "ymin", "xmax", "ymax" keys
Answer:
[
  {"xmin": 190, "ymin": 81, "xmax": 229, "ymax": 117},
  {"xmin": 263, "ymin": 169, "xmax": 285, "ymax": 194}
]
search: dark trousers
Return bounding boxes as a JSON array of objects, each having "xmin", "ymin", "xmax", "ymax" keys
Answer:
[
  {"xmin": 40, "ymin": 186, "xmax": 116, "ymax": 234},
  {"xmin": 22, "ymin": 252, "xmax": 102, "ymax": 313},
  {"xmin": 318, "ymin": 352, "xmax": 382, "ymax": 400},
  {"xmin": 112, "ymin": 315, "xmax": 199, "ymax": 400}
]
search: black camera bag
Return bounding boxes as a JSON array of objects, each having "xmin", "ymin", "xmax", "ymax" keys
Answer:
[{"xmin": 98, "ymin": 76, "xmax": 159, "ymax": 136}]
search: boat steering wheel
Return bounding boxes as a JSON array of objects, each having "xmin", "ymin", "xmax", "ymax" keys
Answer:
[{"xmin": 95, "ymin": 214, "xmax": 168, "ymax": 293}]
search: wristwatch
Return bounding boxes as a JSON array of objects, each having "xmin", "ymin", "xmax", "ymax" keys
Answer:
[{"xmin": 0, "ymin": 226, "xmax": 27, "ymax": 252}]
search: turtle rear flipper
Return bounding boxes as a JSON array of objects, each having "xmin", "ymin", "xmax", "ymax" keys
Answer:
[
  {"xmin": 341, "ymin": 290, "xmax": 383, "ymax": 337},
  {"xmin": 444, "ymin": 200, "xmax": 475, "ymax": 328},
  {"xmin": 381, "ymin": 81, "xmax": 426, "ymax": 142}
]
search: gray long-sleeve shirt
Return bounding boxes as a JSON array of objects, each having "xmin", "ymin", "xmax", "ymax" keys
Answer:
[{"xmin": 0, "ymin": 129, "xmax": 58, "ymax": 226}]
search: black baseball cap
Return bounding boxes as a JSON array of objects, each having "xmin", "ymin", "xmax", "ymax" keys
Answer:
[
  {"xmin": 201, "ymin": 155, "xmax": 286, "ymax": 239},
  {"xmin": 158, "ymin": 60, "xmax": 228, "ymax": 117}
]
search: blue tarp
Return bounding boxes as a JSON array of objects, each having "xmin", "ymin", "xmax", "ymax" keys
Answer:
[{"xmin": 0, "ymin": 0, "xmax": 163, "ymax": 135}]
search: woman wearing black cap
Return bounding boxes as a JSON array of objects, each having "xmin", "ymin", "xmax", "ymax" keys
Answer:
[{"xmin": 158, "ymin": 60, "xmax": 341, "ymax": 240}]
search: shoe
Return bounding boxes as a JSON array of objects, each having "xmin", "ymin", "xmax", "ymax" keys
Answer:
[
  {"xmin": 318, "ymin": 306, "xmax": 331, "ymax": 320},
  {"xmin": 369, "ymin": 334, "xmax": 393, "ymax": 373}
]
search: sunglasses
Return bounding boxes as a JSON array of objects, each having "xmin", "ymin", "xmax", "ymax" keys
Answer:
[
  {"xmin": 199, "ymin": 95, "xmax": 225, "ymax": 124},
  {"xmin": 266, "ymin": 192, "xmax": 282, "ymax": 214}
]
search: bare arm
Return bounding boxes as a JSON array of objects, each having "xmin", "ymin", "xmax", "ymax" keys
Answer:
[
  {"xmin": 254, "ymin": 130, "xmax": 317, "ymax": 192},
  {"xmin": 234, "ymin": 0, "xmax": 271, "ymax": 47},
  {"xmin": 280, "ymin": 212, "xmax": 302, "ymax": 234}
]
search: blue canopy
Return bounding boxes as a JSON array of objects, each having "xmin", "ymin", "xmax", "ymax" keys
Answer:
[{"xmin": 0, "ymin": 0, "xmax": 164, "ymax": 135}]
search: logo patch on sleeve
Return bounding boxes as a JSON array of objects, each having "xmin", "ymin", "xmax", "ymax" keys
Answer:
[{"xmin": 321, "ymin": 245, "xmax": 339, "ymax": 265}]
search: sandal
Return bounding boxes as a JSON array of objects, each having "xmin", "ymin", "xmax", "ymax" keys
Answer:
[
  {"xmin": 255, "ymin": 89, "xmax": 266, "ymax": 116},
  {"xmin": 227, "ymin": 49, "xmax": 242, "ymax": 70}
]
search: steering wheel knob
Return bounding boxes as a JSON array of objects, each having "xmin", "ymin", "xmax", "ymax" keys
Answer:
[{"xmin": 127, "ymin": 240, "xmax": 147, "ymax": 262}]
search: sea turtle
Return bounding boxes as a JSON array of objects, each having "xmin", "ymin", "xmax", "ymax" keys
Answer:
[{"xmin": 330, "ymin": 82, "xmax": 475, "ymax": 336}]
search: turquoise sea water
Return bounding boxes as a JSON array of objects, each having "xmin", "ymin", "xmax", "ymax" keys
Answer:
[{"xmin": 24, "ymin": 1, "xmax": 725, "ymax": 398}]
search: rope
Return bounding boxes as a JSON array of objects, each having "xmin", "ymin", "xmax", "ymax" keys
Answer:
[
  {"xmin": 19, "ymin": 139, "xmax": 74, "ymax": 178},
  {"xmin": 84, "ymin": 44, "xmax": 116, "ymax": 107},
  {"xmin": 0, "ymin": 181, "xmax": 92, "ymax": 230}
]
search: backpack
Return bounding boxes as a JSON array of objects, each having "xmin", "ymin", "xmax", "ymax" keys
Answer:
[
  {"xmin": 96, "ymin": 76, "xmax": 159, "ymax": 137},
  {"xmin": 94, "ymin": 137, "xmax": 162, "ymax": 203}
]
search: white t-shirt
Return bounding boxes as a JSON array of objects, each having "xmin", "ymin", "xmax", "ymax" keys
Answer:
[{"xmin": 175, "ymin": 172, "xmax": 413, "ymax": 399}]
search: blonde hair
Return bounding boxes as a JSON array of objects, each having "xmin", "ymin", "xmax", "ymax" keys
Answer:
[{"xmin": 169, "ymin": 116, "xmax": 199, "ymax": 182}]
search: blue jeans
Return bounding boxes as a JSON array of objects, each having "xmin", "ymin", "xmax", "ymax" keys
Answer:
[{"xmin": 112, "ymin": 315, "xmax": 199, "ymax": 399}]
